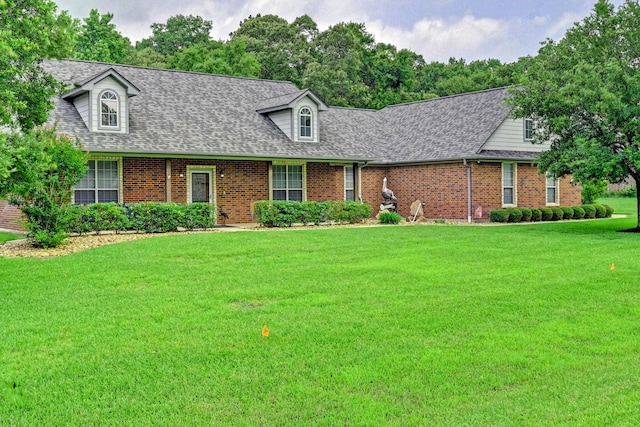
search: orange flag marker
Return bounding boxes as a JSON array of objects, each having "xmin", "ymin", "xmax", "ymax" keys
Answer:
[
  {"xmin": 262, "ymin": 325, "xmax": 269, "ymax": 337},
  {"xmin": 610, "ymin": 263, "xmax": 615, "ymax": 270}
]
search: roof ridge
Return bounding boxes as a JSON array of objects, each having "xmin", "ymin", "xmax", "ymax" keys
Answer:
[
  {"xmin": 52, "ymin": 58, "xmax": 297, "ymax": 85},
  {"xmin": 382, "ymin": 86, "xmax": 510, "ymax": 110}
]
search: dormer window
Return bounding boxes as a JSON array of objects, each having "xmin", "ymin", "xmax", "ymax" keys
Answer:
[
  {"xmin": 299, "ymin": 107, "xmax": 312, "ymax": 138},
  {"xmin": 100, "ymin": 90, "xmax": 119, "ymax": 128}
]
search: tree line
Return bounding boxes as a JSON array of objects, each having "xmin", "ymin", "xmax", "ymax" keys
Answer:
[{"xmin": 67, "ymin": 10, "xmax": 527, "ymax": 109}]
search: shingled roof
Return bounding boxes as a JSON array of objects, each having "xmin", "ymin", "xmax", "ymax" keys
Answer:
[{"xmin": 44, "ymin": 60, "xmax": 538, "ymax": 164}]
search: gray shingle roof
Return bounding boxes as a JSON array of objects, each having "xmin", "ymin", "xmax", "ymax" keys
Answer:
[{"xmin": 44, "ymin": 60, "xmax": 527, "ymax": 164}]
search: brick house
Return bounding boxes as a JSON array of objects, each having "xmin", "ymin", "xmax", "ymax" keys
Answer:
[{"xmin": 0, "ymin": 59, "xmax": 580, "ymax": 231}]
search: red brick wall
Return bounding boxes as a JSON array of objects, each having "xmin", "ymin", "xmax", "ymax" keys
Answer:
[
  {"xmin": 307, "ymin": 163, "xmax": 344, "ymax": 201},
  {"xmin": 361, "ymin": 162, "xmax": 582, "ymax": 220},
  {"xmin": 0, "ymin": 199, "xmax": 24, "ymax": 231},
  {"xmin": 123, "ymin": 158, "xmax": 166, "ymax": 202}
]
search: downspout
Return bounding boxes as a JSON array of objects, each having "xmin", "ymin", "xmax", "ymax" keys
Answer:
[
  {"xmin": 357, "ymin": 161, "xmax": 369, "ymax": 202},
  {"xmin": 463, "ymin": 159, "xmax": 472, "ymax": 223}
]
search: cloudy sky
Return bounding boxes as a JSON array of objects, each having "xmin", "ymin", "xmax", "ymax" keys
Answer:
[{"xmin": 53, "ymin": 0, "xmax": 624, "ymax": 63}]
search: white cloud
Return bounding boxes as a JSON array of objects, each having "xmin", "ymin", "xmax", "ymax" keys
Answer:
[{"xmin": 369, "ymin": 15, "xmax": 510, "ymax": 62}]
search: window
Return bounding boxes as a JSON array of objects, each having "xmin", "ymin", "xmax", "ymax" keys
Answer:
[
  {"xmin": 272, "ymin": 164, "xmax": 304, "ymax": 201},
  {"xmin": 75, "ymin": 160, "xmax": 119, "ymax": 204},
  {"xmin": 502, "ymin": 163, "xmax": 516, "ymax": 206},
  {"xmin": 524, "ymin": 118, "xmax": 533, "ymax": 141},
  {"xmin": 299, "ymin": 107, "xmax": 312, "ymax": 138},
  {"xmin": 100, "ymin": 90, "xmax": 119, "ymax": 128},
  {"xmin": 546, "ymin": 175, "xmax": 558, "ymax": 205},
  {"xmin": 344, "ymin": 166, "xmax": 355, "ymax": 201}
]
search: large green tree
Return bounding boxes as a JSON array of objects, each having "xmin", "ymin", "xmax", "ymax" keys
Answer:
[
  {"xmin": 137, "ymin": 14, "xmax": 213, "ymax": 57},
  {"xmin": 0, "ymin": 0, "xmax": 75, "ymax": 131},
  {"xmin": 507, "ymin": 0, "xmax": 640, "ymax": 230},
  {"xmin": 167, "ymin": 38, "xmax": 260, "ymax": 77},
  {"xmin": 74, "ymin": 9, "xmax": 132, "ymax": 63}
]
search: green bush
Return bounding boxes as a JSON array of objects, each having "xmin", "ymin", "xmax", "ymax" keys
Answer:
[
  {"xmin": 520, "ymin": 208, "xmax": 532, "ymax": 222},
  {"xmin": 581, "ymin": 179, "xmax": 607, "ymax": 204},
  {"xmin": 506, "ymin": 208, "xmax": 523, "ymax": 223},
  {"xmin": 530, "ymin": 208, "xmax": 542, "ymax": 221},
  {"xmin": 540, "ymin": 208, "xmax": 553, "ymax": 221},
  {"xmin": 593, "ymin": 204, "xmax": 607, "ymax": 218},
  {"xmin": 582, "ymin": 204, "xmax": 596, "ymax": 219},
  {"xmin": 253, "ymin": 200, "xmax": 371, "ymax": 227},
  {"xmin": 182, "ymin": 203, "xmax": 215, "ymax": 230},
  {"xmin": 602, "ymin": 204, "xmax": 614, "ymax": 217},
  {"xmin": 328, "ymin": 201, "xmax": 373, "ymax": 224},
  {"xmin": 550, "ymin": 207, "xmax": 564, "ymax": 221},
  {"xmin": 571, "ymin": 206, "xmax": 585, "ymax": 219},
  {"xmin": 489, "ymin": 210, "xmax": 509, "ymax": 222},
  {"xmin": 379, "ymin": 211, "xmax": 402, "ymax": 224},
  {"xmin": 604, "ymin": 186, "xmax": 636, "ymax": 198},
  {"xmin": 560, "ymin": 206, "xmax": 574, "ymax": 220}
]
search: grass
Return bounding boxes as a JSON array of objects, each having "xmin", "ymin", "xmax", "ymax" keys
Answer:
[
  {"xmin": 1, "ymin": 204, "xmax": 639, "ymax": 425},
  {"xmin": 0, "ymin": 231, "xmax": 20, "ymax": 245}
]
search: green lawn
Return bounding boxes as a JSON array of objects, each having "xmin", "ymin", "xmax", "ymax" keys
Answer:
[
  {"xmin": 0, "ymin": 231, "xmax": 21, "ymax": 245},
  {"xmin": 1, "ymin": 208, "xmax": 639, "ymax": 425}
]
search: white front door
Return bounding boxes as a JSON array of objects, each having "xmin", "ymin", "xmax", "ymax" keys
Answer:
[{"xmin": 189, "ymin": 170, "xmax": 213, "ymax": 203}]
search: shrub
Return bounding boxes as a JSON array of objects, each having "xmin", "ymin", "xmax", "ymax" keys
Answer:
[
  {"xmin": 506, "ymin": 208, "xmax": 523, "ymax": 223},
  {"xmin": 540, "ymin": 208, "xmax": 553, "ymax": 221},
  {"xmin": 520, "ymin": 208, "xmax": 532, "ymax": 222},
  {"xmin": 182, "ymin": 203, "xmax": 215, "ymax": 230},
  {"xmin": 604, "ymin": 186, "xmax": 636, "ymax": 198},
  {"xmin": 253, "ymin": 200, "xmax": 371, "ymax": 227},
  {"xmin": 327, "ymin": 201, "xmax": 372, "ymax": 224},
  {"xmin": 581, "ymin": 179, "xmax": 607, "ymax": 204},
  {"xmin": 582, "ymin": 204, "xmax": 596, "ymax": 218},
  {"xmin": 602, "ymin": 204, "xmax": 614, "ymax": 217},
  {"xmin": 530, "ymin": 208, "xmax": 542, "ymax": 221},
  {"xmin": 572, "ymin": 206, "xmax": 585, "ymax": 219},
  {"xmin": 379, "ymin": 211, "xmax": 402, "ymax": 224},
  {"xmin": 489, "ymin": 209, "xmax": 510, "ymax": 222},
  {"xmin": 560, "ymin": 206, "xmax": 574, "ymax": 220},
  {"xmin": 593, "ymin": 204, "xmax": 606, "ymax": 218},
  {"xmin": 550, "ymin": 207, "xmax": 564, "ymax": 221}
]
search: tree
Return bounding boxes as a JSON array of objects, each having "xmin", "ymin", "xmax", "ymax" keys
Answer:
[
  {"xmin": 0, "ymin": 0, "xmax": 75, "ymax": 131},
  {"xmin": 230, "ymin": 14, "xmax": 316, "ymax": 86},
  {"xmin": 137, "ymin": 15, "xmax": 212, "ymax": 57},
  {"xmin": 507, "ymin": 0, "xmax": 640, "ymax": 230},
  {"xmin": 74, "ymin": 9, "xmax": 132, "ymax": 63},
  {"xmin": 0, "ymin": 128, "xmax": 88, "ymax": 247},
  {"xmin": 167, "ymin": 38, "xmax": 260, "ymax": 77}
]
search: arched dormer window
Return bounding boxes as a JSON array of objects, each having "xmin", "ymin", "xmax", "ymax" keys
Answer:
[
  {"xmin": 100, "ymin": 90, "xmax": 119, "ymax": 128},
  {"xmin": 299, "ymin": 107, "xmax": 312, "ymax": 138}
]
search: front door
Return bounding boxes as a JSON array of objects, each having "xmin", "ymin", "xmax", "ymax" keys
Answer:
[{"xmin": 190, "ymin": 171, "xmax": 212, "ymax": 203}]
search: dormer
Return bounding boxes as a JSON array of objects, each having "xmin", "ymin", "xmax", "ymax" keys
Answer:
[
  {"xmin": 62, "ymin": 68, "xmax": 140, "ymax": 134},
  {"xmin": 257, "ymin": 89, "xmax": 328, "ymax": 143}
]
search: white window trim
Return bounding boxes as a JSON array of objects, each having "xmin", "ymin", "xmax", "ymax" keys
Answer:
[
  {"xmin": 73, "ymin": 157, "xmax": 123, "ymax": 204},
  {"xmin": 344, "ymin": 165, "xmax": 355, "ymax": 201},
  {"xmin": 99, "ymin": 90, "xmax": 121, "ymax": 131},
  {"xmin": 546, "ymin": 175, "xmax": 560, "ymax": 206},
  {"xmin": 502, "ymin": 162, "xmax": 517, "ymax": 207},
  {"xmin": 269, "ymin": 161, "xmax": 307, "ymax": 201},
  {"xmin": 298, "ymin": 106, "xmax": 313, "ymax": 141},
  {"xmin": 186, "ymin": 165, "xmax": 216, "ymax": 204},
  {"xmin": 524, "ymin": 118, "xmax": 533, "ymax": 141}
]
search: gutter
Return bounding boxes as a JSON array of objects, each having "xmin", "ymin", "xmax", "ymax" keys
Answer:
[
  {"xmin": 357, "ymin": 161, "xmax": 369, "ymax": 202},
  {"xmin": 463, "ymin": 159, "xmax": 472, "ymax": 223}
]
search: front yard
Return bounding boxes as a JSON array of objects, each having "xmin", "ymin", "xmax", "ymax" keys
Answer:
[{"xmin": 1, "ymin": 199, "xmax": 639, "ymax": 425}]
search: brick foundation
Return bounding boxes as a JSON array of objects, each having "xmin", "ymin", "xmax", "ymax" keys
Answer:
[{"xmin": 0, "ymin": 200, "xmax": 24, "ymax": 232}]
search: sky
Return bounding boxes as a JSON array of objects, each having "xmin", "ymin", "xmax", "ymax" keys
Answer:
[{"xmin": 53, "ymin": 0, "xmax": 625, "ymax": 63}]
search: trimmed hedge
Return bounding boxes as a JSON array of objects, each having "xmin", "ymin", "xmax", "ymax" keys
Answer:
[
  {"xmin": 506, "ymin": 208, "xmax": 523, "ymax": 223},
  {"xmin": 520, "ymin": 208, "xmax": 532, "ymax": 222},
  {"xmin": 489, "ymin": 209, "xmax": 510, "ymax": 222},
  {"xmin": 64, "ymin": 202, "xmax": 215, "ymax": 234},
  {"xmin": 560, "ymin": 206, "xmax": 574, "ymax": 220},
  {"xmin": 572, "ymin": 206, "xmax": 585, "ymax": 219},
  {"xmin": 530, "ymin": 208, "xmax": 542, "ymax": 222},
  {"xmin": 253, "ymin": 200, "xmax": 372, "ymax": 227},
  {"xmin": 540, "ymin": 208, "xmax": 553, "ymax": 221},
  {"xmin": 490, "ymin": 204, "xmax": 614, "ymax": 223}
]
